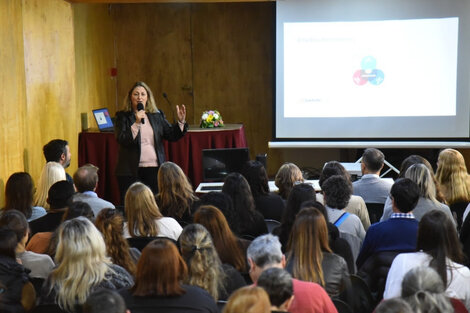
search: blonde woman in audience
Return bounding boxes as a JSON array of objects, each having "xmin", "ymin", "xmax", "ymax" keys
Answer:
[
  {"xmin": 436, "ymin": 148, "xmax": 470, "ymax": 227},
  {"xmin": 38, "ymin": 217, "xmax": 133, "ymax": 312},
  {"xmin": 274, "ymin": 163, "xmax": 304, "ymax": 201},
  {"xmin": 436, "ymin": 149, "xmax": 470, "ymax": 204},
  {"xmin": 124, "ymin": 182, "xmax": 182, "ymax": 240},
  {"xmin": 179, "ymin": 224, "xmax": 245, "ymax": 301},
  {"xmin": 95, "ymin": 208, "xmax": 140, "ymax": 276},
  {"xmin": 156, "ymin": 161, "xmax": 199, "ymax": 225},
  {"xmin": 223, "ymin": 286, "xmax": 271, "ymax": 313},
  {"xmin": 34, "ymin": 161, "xmax": 66, "ymax": 210}
]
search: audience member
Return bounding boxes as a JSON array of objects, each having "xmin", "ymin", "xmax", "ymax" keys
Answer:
[
  {"xmin": 401, "ymin": 266, "xmax": 454, "ymax": 313},
  {"xmin": 353, "ymin": 148, "xmax": 393, "ymax": 204},
  {"xmin": 179, "ymin": 224, "xmax": 246, "ymax": 300},
  {"xmin": 301, "ymin": 200, "xmax": 355, "ymax": 273},
  {"xmin": 436, "ymin": 148, "xmax": 470, "ymax": 227},
  {"xmin": 193, "ymin": 205, "xmax": 247, "ymax": 272},
  {"xmin": 242, "ymin": 160, "xmax": 285, "ymax": 221},
  {"xmin": 317, "ymin": 161, "xmax": 370, "ymax": 230},
  {"xmin": 72, "ymin": 164, "xmax": 115, "ymax": 217},
  {"xmin": 33, "ymin": 161, "xmax": 66, "ymax": 210},
  {"xmin": 0, "ymin": 210, "xmax": 54, "ymax": 279},
  {"xmin": 39, "ymin": 217, "xmax": 133, "ymax": 312},
  {"xmin": 382, "ymin": 163, "xmax": 452, "ymax": 223},
  {"xmin": 374, "ymin": 298, "xmax": 413, "ymax": 313},
  {"xmin": 123, "ymin": 182, "xmax": 182, "ymax": 240},
  {"xmin": 95, "ymin": 208, "xmax": 140, "ymax": 276},
  {"xmin": 29, "ymin": 180, "xmax": 75, "ymax": 236},
  {"xmin": 274, "ymin": 163, "xmax": 304, "ymax": 201},
  {"xmin": 286, "ymin": 207, "xmax": 350, "ymax": 298},
  {"xmin": 198, "ymin": 192, "xmax": 237, "ymax": 233},
  {"xmin": 83, "ymin": 289, "xmax": 129, "ymax": 313},
  {"xmin": 247, "ymin": 234, "xmax": 337, "ymax": 313},
  {"xmin": 119, "ymin": 238, "xmax": 218, "ymax": 313},
  {"xmin": 322, "ymin": 175, "xmax": 365, "ymax": 260},
  {"xmin": 257, "ymin": 268, "xmax": 294, "ymax": 313},
  {"xmin": 0, "ymin": 228, "xmax": 36, "ymax": 313},
  {"xmin": 156, "ymin": 161, "xmax": 199, "ymax": 225},
  {"xmin": 272, "ymin": 183, "xmax": 316, "ymax": 250},
  {"xmin": 356, "ymin": 178, "xmax": 419, "ymax": 269},
  {"xmin": 222, "ymin": 173, "xmax": 267, "ymax": 238},
  {"xmin": 63, "ymin": 201, "xmax": 94, "ymax": 221},
  {"xmin": 43, "ymin": 139, "xmax": 73, "ymax": 184},
  {"xmin": 384, "ymin": 210, "xmax": 470, "ymax": 310},
  {"xmin": 223, "ymin": 286, "xmax": 271, "ymax": 313},
  {"xmin": 3, "ymin": 172, "xmax": 46, "ymax": 222}
]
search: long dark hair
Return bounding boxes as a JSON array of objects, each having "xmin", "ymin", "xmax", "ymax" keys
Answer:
[
  {"xmin": 222, "ymin": 173, "xmax": 257, "ymax": 234},
  {"xmin": 242, "ymin": 160, "xmax": 270, "ymax": 198},
  {"xmin": 4, "ymin": 172, "xmax": 35, "ymax": 219},
  {"xmin": 417, "ymin": 210, "xmax": 465, "ymax": 286}
]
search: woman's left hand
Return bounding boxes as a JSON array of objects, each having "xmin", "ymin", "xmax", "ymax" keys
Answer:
[{"xmin": 176, "ymin": 104, "xmax": 186, "ymax": 123}]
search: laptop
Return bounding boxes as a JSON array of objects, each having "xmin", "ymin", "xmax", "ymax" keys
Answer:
[
  {"xmin": 202, "ymin": 148, "xmax": 250, "ymax": 185},
  {"xmin": 92, "ymin": 108, "xmax": 114, "ymax": 132}
]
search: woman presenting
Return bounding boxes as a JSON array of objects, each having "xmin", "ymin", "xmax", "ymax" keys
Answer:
[{"xmin": 115, "ymin": 81, "xmax": 187, "ymax": 200}]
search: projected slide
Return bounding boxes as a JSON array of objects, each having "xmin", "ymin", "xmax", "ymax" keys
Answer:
[{"xmin": 283, "ymin": 18, "xmax": 459, "ymax": 118}]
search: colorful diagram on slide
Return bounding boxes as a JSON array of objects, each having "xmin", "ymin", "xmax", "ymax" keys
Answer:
[{"xmin": 353, "ymin": 56, "xmax": 384, "ymax": 86}]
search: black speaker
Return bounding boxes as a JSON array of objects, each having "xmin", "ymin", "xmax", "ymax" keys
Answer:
[{"xmin": 256, "ymin": 153, "xmax": 267, "ymax": 169}]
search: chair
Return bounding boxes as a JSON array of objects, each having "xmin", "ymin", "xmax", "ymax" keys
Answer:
[
  {"xmin": 349, "ymin": 274, "xmax": 375, "ymax": 313},
  {"xmin": 332, "ymin": 298, "xmax": 353, "ymax": 313},
  {"xmin": 450, "ymin": 201, "xmax": 469, "ymax": 230},
  {"xmin": 127, "ymin": 236, "xmax": 178, "ymax": 251},
  {"xmin": 32, "ymin": 304, "xmax": 69, "ymax": 313},
  {"xmin": 30, "ymin": 277, "xmax": 45, "ymax": 295},
  {"xmin": 365, "ymin": 203, "xmax": 385, "ymax": 224},
  {"xmin": 357, "ymin": 250, "xmax": 407, "ymax": 304},
  {"xmin": 264, "ymin": 219, "xmax": 281, "ymax": 233}
]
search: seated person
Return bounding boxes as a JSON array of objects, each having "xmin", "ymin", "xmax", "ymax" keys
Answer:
[
  {"xmin": 353, "ymin": 148, "xmax": 393, "ymax": 204},
  {"xmin": 356, "ymin": 178, "xmax": 420, "ymax": 269},
  {"xmin": 257, "ymin": 268, "xmax": 294, "ymax": 313},
  {"xmin": 322, "ymin": 175, "xmax": 365, "ymax": 261}
]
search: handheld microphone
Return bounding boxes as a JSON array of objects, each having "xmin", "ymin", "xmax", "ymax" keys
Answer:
[
  {"xmin": 163, "ymin": 92, "xmax": 176, "ymax": 122},
  {"xmin": 137, "ymin": 102, "xmax": 145, "ymax": 124}
]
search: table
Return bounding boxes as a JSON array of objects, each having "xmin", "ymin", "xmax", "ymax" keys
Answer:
[{"xmin": 78, "ymin": 124, "xmax": 247, "ymax": 205}]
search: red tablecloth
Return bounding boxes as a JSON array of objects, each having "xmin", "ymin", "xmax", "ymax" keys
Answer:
[{"xmin": 78, "ymin": 124, "xmax": 246, "ymax": 205}]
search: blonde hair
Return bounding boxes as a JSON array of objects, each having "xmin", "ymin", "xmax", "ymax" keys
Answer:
[
  {"xmin": 179, "ymin": 224, "xmax": 225, "ymax": 300},
  {"xmin": 274, "ymin": 163, "xmax": 304, "ymax": 199},
  {"xmin": 405, "ymin": 164, "xmax": 438, "ymax": 203},
  {"xmin": 223, "ymin": 286, "xmax": 271, "ymax": 313},
  {"xmin": 157, "ymin": 162, "xmax": 198, "ymax": 219},
  {"xmin": 435, "ymin": 149, "xmax": 470, "ymax": 204},
  {"xmin": 51, "ymin": 217, "xmax": 111, "ymax": 312},
  {"xmin": 125, "ymin": 182, "xmax": 163, "ymax": 237},
  {"xmin": 122, "ymin": 81, "xmax": 158, "ymax": 113},
  {"xmin": 34, "ymin": 161, "xmax": 66, "ymax": 210}
]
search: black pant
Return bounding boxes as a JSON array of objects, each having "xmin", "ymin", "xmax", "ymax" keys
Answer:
[{"xmin": 117, "ymin": 167, "xmax": 159, "ymax": 205}]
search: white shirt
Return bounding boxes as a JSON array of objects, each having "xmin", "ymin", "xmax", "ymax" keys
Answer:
[
  {"xmin": 384, "ymin": 251, "xmax": 470, "ymax": 310},
  {"xmin": 123, "ymin": 217, "xmax": 182, "ymax": 241}
]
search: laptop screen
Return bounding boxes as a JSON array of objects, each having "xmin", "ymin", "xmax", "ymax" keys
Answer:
[
  {"xmin": 202, "ymin": 148, "xmax": 250, "ymax": 182},
  {"xmin": 92, "ymin": 108, "xmax": 114, "ymax": 131}
]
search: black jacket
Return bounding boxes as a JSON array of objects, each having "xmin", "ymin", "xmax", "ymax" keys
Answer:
[
  {"xmin": 0, "ymin": 255, "xmax": 30, "ymax": 313},
  {"xmin": 114, "ymin": 110, "xmax": 188, "ymax": 177}
]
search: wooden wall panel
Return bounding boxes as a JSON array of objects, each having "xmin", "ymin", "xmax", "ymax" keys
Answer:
[
  {"xmin": 0, "ymin": 0, "xmax": 27, "ymax": 205},
  {"xmin": 191, "ymin": 3, "xmax": 277, "ymax": 169},
  {"xmin": 73, "ymin": 3, "xmax": 117, "ymax": 123},
  {"xmin": 22, "ymin": 0, "xmax": 77, "ymax": 183},
  {"xmin": 113, "ymin": 4, "xmax": 193, "ymax": 120}
]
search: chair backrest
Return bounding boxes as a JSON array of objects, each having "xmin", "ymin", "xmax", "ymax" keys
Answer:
[
  {"xmin": 32, "ymin": 304, "xmax": 69, "ymax": 313},
  {"xmin": 126, "ymin": 236, "xmax": 178, "ymax": 251},
  {"xmin": 332, "ymin": 298, "xmax": 354, "ymax": 313},
  {"xmin": 450, "ymin": 201, "xmax": 469, "ymax": 230},
  {"xmin": 349, "ymin": 274, "xmax": 375, "ymax": 313},
  {"xmin": 217, "ymin": 300, "xmax": 228, "ymax": 313},
  {"xmin": 264, "ymin": 219, "xmax": 281, "ymax": 233},
  {"xmin": 365, "ymin": 203, "xmax": 385, "ymax": 224}
]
